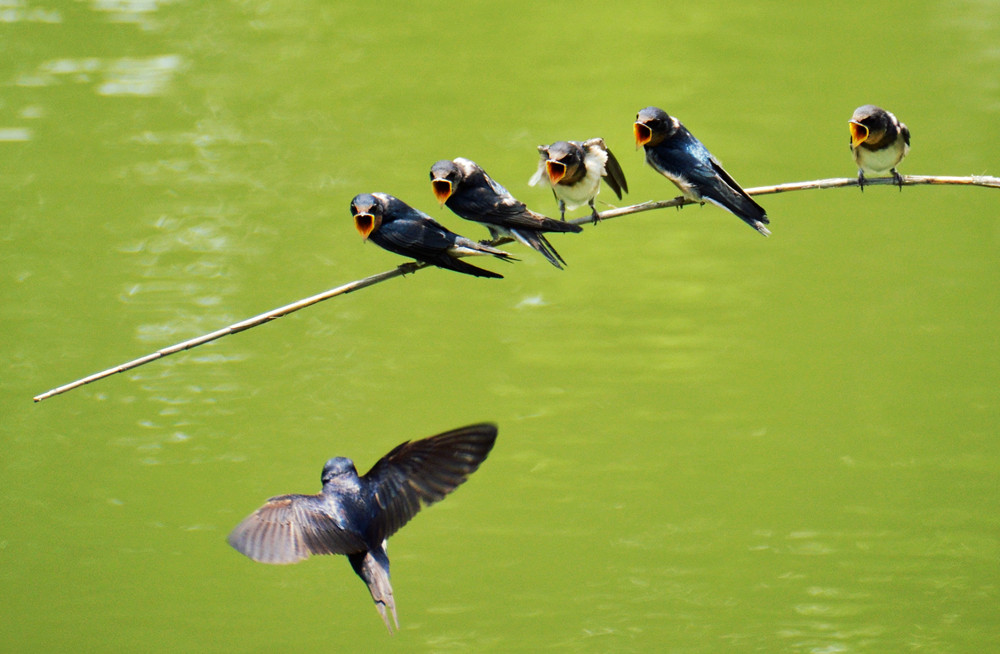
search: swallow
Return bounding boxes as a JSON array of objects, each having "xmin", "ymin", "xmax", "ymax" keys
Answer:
[
  {"xmin": 528, "ymin": 138, "xmax": 628, "ymax": 222},
  {"xmin": 634, "ymin": 106, "xmax": 770, "ymax": 236},
  {"xmin": 430, "ymin": 158, "xmax": 582, "ymax": 269},
  {"xmin": 849, "ymin": 105, "xmax": 910, "ymax": 189},
  {"xmin": 350, "ymin": 193, "xmax": 515, "ymax": 279},
  {"xmin": 228, "ymin": 423, "xmax": 498, "ymax": 634}
]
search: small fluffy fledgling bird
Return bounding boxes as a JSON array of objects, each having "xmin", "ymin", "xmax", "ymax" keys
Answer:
[
  {"xmin": 849, "ymin": 104, "xmax": 910, "ymax": 189},
  {"xmin": 528, "ymin": 138, "xmax": 628, "ymax": 222}
]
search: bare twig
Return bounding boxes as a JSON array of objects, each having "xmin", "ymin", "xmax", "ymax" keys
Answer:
[
  {"xmin": 33, "ymin": 174, "xmax": 998, "ymax": 402},
  {"xmin": 32, "ymin": 263, "xmax": 425, "ymax": 402},
  {"xmin": 562, "ymin": 174, "xmax": 1000, "ymax": 227}
]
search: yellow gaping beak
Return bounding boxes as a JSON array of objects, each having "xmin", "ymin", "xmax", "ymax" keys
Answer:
[
  {"xmin": 634, "ymin": 121, "xmax": 652, "ymax": 147},
  {"xmin": 545, "ymin": 160, "xmax": 567, "ymax": 185},
  {"xmin": 849, "ymin": 121, "xmax": 869, "ymax": 148},
  {"xmin": 354, "ymin": 212, "xmax": 379, "ymax": 240},
  {"xmin": 431, "ymin": 179, "xmax": 453, "ymax": 204}
]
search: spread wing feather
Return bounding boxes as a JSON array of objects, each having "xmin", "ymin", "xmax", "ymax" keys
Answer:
[
  {"xmin": 363, "ymin": 423, "xmax": 497, "ymax": 542},
  {"xmin": 227, "ymin": 493, "xmax": 366, "ymax": 564}
]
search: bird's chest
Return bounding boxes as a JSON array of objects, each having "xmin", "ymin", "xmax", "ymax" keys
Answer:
[
  {"xmin": 556, "ymin": 168, "xmax": 602, "ymax": 206},
  {"xmin": 853, "ymin": 137, "xmax": 907, "ymax": 174}
]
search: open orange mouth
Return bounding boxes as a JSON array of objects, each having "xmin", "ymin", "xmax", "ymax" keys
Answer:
[
  {"xmin": 354, "ymin": 213, "xmax": 378, "ymax": 239},
  {"xmin": 634, "ymin": 121, "xmax": 652, "ymax": 147},
  {"xmin": 849, "ymin": 121, "xmax": 869, "ymax": 148},
  {"xmin": 431, "ymin": 179, "xmax": 453, "ymax": 204},
  {"xmin": 545, "ymin": 160, "xmax": 567, "ymax": 185}
]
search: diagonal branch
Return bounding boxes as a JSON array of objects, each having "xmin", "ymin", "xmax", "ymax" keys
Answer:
[{"xmin": 32, "ymin": 174, "xmax": 999, "ymax": 402}]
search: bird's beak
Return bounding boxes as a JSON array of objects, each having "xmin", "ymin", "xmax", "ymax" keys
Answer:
[
  {"xmin": 634, "ymin": 121, "xmax": 652, "ymax": 148},
  {"xmin": 545, "ymin": 160, "xmax": 567, "ymax": 185},
  {"xmin": 849, "ymin": 121, "xmax": 869, "ymax": 148},
  {"xmin": 431, "ymin": 179, "xmax": 453, "ymax": 204},
  {"xmin": 354, "ymin": 212, "xmax": 379, "ymax": 240}
]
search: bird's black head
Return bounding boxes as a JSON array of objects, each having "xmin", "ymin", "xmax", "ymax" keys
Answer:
[
  {"xmin": 350, "ymin": 193, "xmax": 383, "ymax": 240},
  {"xmin": 634, "ymin": 106, "xmax": 675, "ymax": 148},
  {"xmin": 429, "ymin": 159, "xmax": 461, "ymax": 204},
  {"xmin": 543, "ymin": 141, "xmax": 584, "ymax": 185},
  {"xmin": 849, "ymin": 104, "xmax": 891, "ymax": 148},
  {"xmin": 321, "ymin": 457, "xmax": 359, "ymax": 484}
]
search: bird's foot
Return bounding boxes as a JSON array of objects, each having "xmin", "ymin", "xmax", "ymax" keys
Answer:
[
  {"xmin": 590, "ymin": 209, "xmax": 602, "ymax": 225},
  {"xmin": 398, "ymin": 262, "xmax": 420, "ymax": 276},
  {"xmin": 892, "ymin": 169, "xmax": 904, "ymax": 190},
  {"xmin": 857, "ymin": 172, "xmax": 866, "ymax": 192}
]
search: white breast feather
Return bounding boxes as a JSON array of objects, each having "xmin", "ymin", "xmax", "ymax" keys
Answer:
[{"xmin": 557, "ymin": 146, "xmax": 607, "ymax": 210}]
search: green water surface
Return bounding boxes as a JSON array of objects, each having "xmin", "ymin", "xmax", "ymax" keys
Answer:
[{"xmin": 3, "ymin": 1, "xmax": 998, "ymax": 652}]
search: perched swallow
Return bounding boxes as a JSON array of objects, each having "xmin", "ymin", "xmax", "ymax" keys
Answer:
[
  {"xmin": 528, "ymin": 138, "xmax": 629, "ymax": 222},
  {"xmin": 350, "ymin": 193, "xmax": 515, "ymax": 279},
  {"xmin": 634, "ymin": 106, "xmax": 770, "ymax": 236},
  {"xmin": 430, "ymin": 158, "xmax": 582, "ymax": 269},
  {"xmin": 228, "ymin": 423, "xmax": 498, "ymax": 634},
  {"xmin": 849, "ymin": 105, "xmax": 910, "ymax": 189}
]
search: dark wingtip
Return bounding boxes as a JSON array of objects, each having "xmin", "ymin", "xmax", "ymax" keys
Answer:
[
  {"xmin": 444, "ymin": 258, "xmax": 505, "ymax": 278},
  {"xmin": 545, "ymin": 219, "xmax": 582, "ymax": 234}
]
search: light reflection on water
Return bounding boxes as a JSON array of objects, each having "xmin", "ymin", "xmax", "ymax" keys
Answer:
[
  {"xmin": 0, "ymin": 2, "xmax": 61, "ymax": 24},
  {"xmin": 17, "ymin": 55, "xmax": 184, "ymax": 96},
  {"xmin": 3, "ymin": 0, "xmax": 997, "ymax": 652},
  {"xmin": 0, "ymin": 126, "xmax": 32, "ymax": 141}
]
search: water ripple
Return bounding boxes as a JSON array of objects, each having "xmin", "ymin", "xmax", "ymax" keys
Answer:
[{"xmin": 17, "ymin": 54, "xmax": 184, "ymax": 96}]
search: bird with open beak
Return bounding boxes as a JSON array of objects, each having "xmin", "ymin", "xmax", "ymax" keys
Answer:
[
  {"xmin": 634, "ymin": 106, "xmax": 770, "ymax": 236},
  {"xmin": 430, "ymin": 157, "xmax": 582, "ymax": 269},
  {"xmin": 350, "ymin": 192, "xmax": 515, "ymax": 279},
  {"xmin": 849, "ymin": 104, "xmax": 910, "ymax": 189},
  {"xmin": 528, "ymin": 138, "xmax": 628, "ymax": 223},
  {"xmin": 228, "ymin": 423, "xmax": 498, "ymax": 634}
]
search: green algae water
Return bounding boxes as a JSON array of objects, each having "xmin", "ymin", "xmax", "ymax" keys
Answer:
[{"xmin": 3, "ymin": 1, "xmax": 998, "ymax": 651}]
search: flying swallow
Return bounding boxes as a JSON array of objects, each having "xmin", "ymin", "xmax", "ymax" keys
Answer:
[
  {"xmin": 634, "ymin": 106, "xmax": 770, "ymax": 236},
  {"xmin": 528, "ymin": 138, "xmax": 628, "ymax": 223},
  {"xmin": 849, "ymin": 104, "xmax": 910, "ymax": 189},
  {"xmin": 227, "ymin": 423, "xmax": 498, "ymax": 634},
  {"xmin": 430, "ymin": 158, "xmax": 582, "ymax": 269},
  {"xmin": 350, "ymin": 192, "xmax": 515, "ymax": 279}
]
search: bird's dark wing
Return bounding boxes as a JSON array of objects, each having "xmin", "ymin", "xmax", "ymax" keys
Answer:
[
  {"xmin": 429, "ymin": 256, "xmax": 505, "ymax": 278},
  {"xmin": 645, "ymin": 132, "xmax": 715, "ymax": 186},
  {"xmin": 705, "ymin": 156, "xmax": 768, "ymax": 223},
  {"xmin": 900, "ymin": 123, "xmax": 911, "ymax": 147},
  {"xmin": 227, "ymin": 493, "xmax": 366, "ymax": 564},
  {"xmin": 483, "ymin": 172, "xmax": 514, "ymax": 200},
  {"xmin": 600, "ymin": 144, "xmax": 628, "ymax": 199},
  {"xmin": 372, "ymin": 220, "xmax": 505, "ymax": 278},
  {"xmin": 458, "ymin": 173, "xmax": 581, "ymax": 234},
  {"xmin": 675, "ymin": 129, "xmax": 760, "ymax": 213},
  {"xmin": 374, "ymin": 217, "xmax": 459, "ymax": 258},
  {"xmin": 363, "ymin": 423, "xmax": 498, "ymax": 541}
]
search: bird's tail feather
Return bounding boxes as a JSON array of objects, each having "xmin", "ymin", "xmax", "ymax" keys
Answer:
[
  {"xmin": 349, "ymin": 550, "xmax": 399, "ymax": 634},
  {"xmin": 512, "ymin": 229, "xmax": 567, "ymax": 268},
  {"xmin": 704, "ymin": 190, "xmax": 770, "ymax": 237}
]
